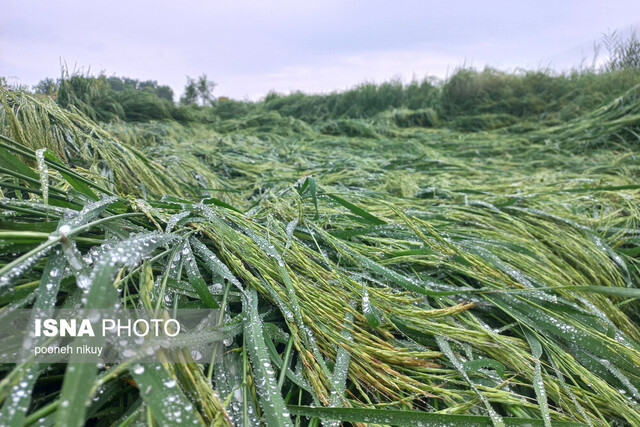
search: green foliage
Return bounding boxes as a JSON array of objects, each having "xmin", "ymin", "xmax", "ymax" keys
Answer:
[
  {"xmin": 33, "ymin": 77, "xmax": 58, "ymax": 96},
  {"xmin": 246, "ymin": 65, "xmax": 640, "ymax": 132},
  {"xmin": 57, "ymin": 72, "xmax": 125, "ymax": 122},
  {"xmin": 216, "ymin": 110, "xmax": 314, "ymax": 136},
  {"xmin": 393, "ymin": 108, "xmax": 439, "ymax": 128},
  {"xmin": 107, "ymin": 76, "xmax": 174, "ymax": 102},
  {"xmin": 449, "ymin": 113, "xmax": 519, "ymax": 131},
  {"xmin": 3, "ymin": 62, "xmax": 640, "ymax": 426},
  {"xmin": 22, "ymin": 40, "xmax": 640, "ymax": 131},
  {"xmin": 438, "ymin": 66, "xmax": 640, "ymax": 124},
  {"xmin": 117, "ymin": 90, "xmax": 175, "ymax": 121},
  {"xmin": 197, "ymin": 74, "xmax": 216, "ymax": 106},
  {"xmin": 55, "ymin": 72, "xmax": 177, "ymax": 122},
  {"xmin": 318, "ymin": 118, "xmax": 379, "ymax": 138},
  {"xmin": 180, "ymin": 76, "xmax": 199, "ymax": 106},
  {"xmin": 262, "ymin": 78, "xmax": 437, "ymax": 123},
  {"xmin": 210, "ymin": 97, "xmax": 258, "ymax": 120},
  {"xmin": 0, "ymin": 89, "xmax": 199, "ymax": 197},
  {"xmin": 181, "ymin": 74, "xmax": 216, "ymax": 106}
]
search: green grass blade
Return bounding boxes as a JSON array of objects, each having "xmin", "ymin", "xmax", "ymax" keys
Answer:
[
  {"xmin": 287, "ymin": 406, "xmax": 586, "ymax": 426},
  {"xmin": 436, "ymin": 336, "xmax": 504, "ymax": 426},
  {"xmin": 131, "ymin": 364, "xmax": 202, "ymax": 425},
  {"xmin": 55, "ymin": 232, "xmax": 176, "ymax": 426},
  {"xmin": 463, "ymin": 359, "xmax": 507, "ymax": 379},
  {"xmin": 42, "ymin": 149, "xmax": 99, "ymax": 200},
  {"xmin": 243, "ymin": 288, "xmax": 293, "ymax": 427},
  {"xmin": 329, "ymin": 306, "xmax": 353, "ymax": 411},
  {"xmin": 524, "ymin": 329, "xmax": 552, "ymax": 427},
  {"xmin": 324, "ymin": 193, "xmax": 386, "ymax": 225},
  {"xmin": 361, "ymin": 283, "xmax": 381, "ymax": 328},
  {"xmin": 182, "ymin": 241, "xmax": 220, "ymax": 308},
  {"xmin": 0, "ymin": 144, "xmax": 39, "ymax": 181}
]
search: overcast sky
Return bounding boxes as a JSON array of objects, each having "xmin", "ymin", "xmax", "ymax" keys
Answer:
[{"xmin": 2, "ymin": 1, "xmax": 640, "ymax": 100}]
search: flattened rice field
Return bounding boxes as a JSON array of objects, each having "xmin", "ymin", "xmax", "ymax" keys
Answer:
[{"xmin": 1, "ymin": 84, "xmax": 640, "ymax": 426}]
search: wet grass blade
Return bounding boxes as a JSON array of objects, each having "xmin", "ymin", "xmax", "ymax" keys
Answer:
[
  {"xmin": 329, "ymin": 307, "xmax": 353, "ymax": 411},
  {"xmin": 324, "ymin": 193, "xmax": 386, "ymax": 225},
  {"xmin": 287, "ymin": 406, "xmax": 586, "ymax": 426},
  {"xmin": 524, "ymin": 328, "xmax": 552, "ymax": 427},
  {"xmin": 131, "ymin": 364, "xmax": 202, "ymax": 425},
  {"xmin": 182, "ymin": 241, "xmax": 220, "ymax": 308},
  {"xmin": 361, "ymin": 284, "xmax": 381, "ymax": 328},
  {"xmin": 243, "ymin": 288, "xmax": 293, "ymax": 427},
  {"xmin": 55, "ymin": 232, "xmax": 176, "ymax": 426}
]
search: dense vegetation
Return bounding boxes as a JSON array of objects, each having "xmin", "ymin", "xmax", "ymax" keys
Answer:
[
  {"xmin": 21, "ymin": 65, "xmax": 640, "ymax": 131},
  {"xmin": 1, "ymin": 33, "xmax": 640, "ymax": 426}
]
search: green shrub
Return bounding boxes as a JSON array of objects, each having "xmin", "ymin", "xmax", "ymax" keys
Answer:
[
  {"xmin": 117, "ymin": 90, "xmax": 174, "ymax": 121},
  {"xmin": 393, "ymin": 108, "xmax": 439, "ymax": 128}
]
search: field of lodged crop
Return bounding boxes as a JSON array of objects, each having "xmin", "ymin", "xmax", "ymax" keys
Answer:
[{"xmin": 1, "ymin": 80, "xmax": 640, "ymax": 426}]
